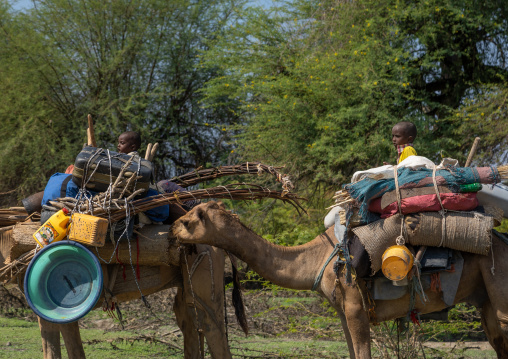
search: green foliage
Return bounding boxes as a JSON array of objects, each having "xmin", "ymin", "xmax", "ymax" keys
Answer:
[
  {"xmin": 495, "ymin": 218, "xmax": 508, "ymax": 233},
  {"xmin": 203, "ymin": 0, "xmax": 508, "ymax": 196},
  {"xmin": 451, "ymin": 84, "xmax": 508, "ymax": 165},
  {"xmin": 422, "ymin": 304, "xmax": 486, "ymax": 342},
  {"xmin": 0, "ymin": 0, "xmax": 245, "ymax": 205}
]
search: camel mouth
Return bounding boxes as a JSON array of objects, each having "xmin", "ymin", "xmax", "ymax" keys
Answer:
[
  {"xmin": 171, "ymin": 220, "xmax": 185, "ymax": 237},
  {"xmin": 172, "ymin": 217, "xmax": 196, "ymax": 244}
]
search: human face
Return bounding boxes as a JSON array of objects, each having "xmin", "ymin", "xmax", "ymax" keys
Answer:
[
  {"xmin": 391, "ymin": 125, "xmax": 413, "ymax": 147},
  {"xmin": 117, "ymin": 134, "xmax": 136, "ymax": 154}
]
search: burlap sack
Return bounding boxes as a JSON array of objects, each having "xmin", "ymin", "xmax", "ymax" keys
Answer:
[{"xmin": 353, "ymin": 211, "xmax": 494, "ymax": 273}]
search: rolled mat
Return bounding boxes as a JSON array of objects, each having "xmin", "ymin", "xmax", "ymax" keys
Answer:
[{"xmin": 353, "ymin": 211, "xmax": 494, "ymax": 274}]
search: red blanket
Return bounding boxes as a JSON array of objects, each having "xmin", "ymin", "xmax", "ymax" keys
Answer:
[{"xmin": 368, "ymin": 192, "xmax": 478, "ymax": 218}]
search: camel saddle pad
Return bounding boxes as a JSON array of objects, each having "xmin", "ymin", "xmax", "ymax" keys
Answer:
[{"xmin": 353, "ymin": 211, "xmax": 494, "ymax": 274}]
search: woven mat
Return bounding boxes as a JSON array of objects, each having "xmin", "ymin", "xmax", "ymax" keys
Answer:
[{"xmin": 353, "ymin": 211, "xmax": 494, "ymax": 274}]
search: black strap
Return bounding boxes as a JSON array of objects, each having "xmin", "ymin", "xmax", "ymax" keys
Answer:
[
  {"xmin": 61, "ymin": 175, "xmax": 72, "ymax": 198},
  {"xmin": 493, "ymin": 229, "xmax": 508, "ymax": 246}
]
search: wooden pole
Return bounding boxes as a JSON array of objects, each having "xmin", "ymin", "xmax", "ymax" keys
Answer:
[
  {"xmin": 38, "ymin": 317, "xmax": 62, "ymax": 359},
  {"xmin": 60, "ymin": 321, "xmax": 86, "ymax": 359},
  {"xmin": 149, "ymin": 142, "xmax": 159, "ymax": 161},
  {"xmin": 465, "ymin": 137, "xmax": 481, "ymax": 167},
  {"xmin": 87, "ymin": 114, "xmax": 97, "ymax": 147},
  {"xmin": 145, "ymin": 143, "xmax": 153, "ymax": 160}
]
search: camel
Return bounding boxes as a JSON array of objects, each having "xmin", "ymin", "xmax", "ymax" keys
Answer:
[
  {"xmin": 173, "ymin": 201, "xmax": 508, "ymax": 359},
  {"xmin": 36, "ymin": 243, "xmax": 240, "ymax": 359},
  {"xmin": 7, "ymin": 203, "xmax": 247, "ymax": 359}
]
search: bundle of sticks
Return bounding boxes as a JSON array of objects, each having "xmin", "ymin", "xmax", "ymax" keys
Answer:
[
  {"xmin": 0, "ymin": 208, "xmax": 38, "ymax": 226},
  {"xmin": 45, "ymin": 183, "xmax": 306, "ymax": 221},
  {"xmin": 497, "ymin": 165, "xmax": 508, "ymax": 180},
  {"xmin": 169, "ymin": 162, "xmax": 294, "ymax": 193},
  {"xmin": 329, "ymin": 190, "xmax": 354, "ymax": 209},
  {"xmin": 0, "ymin": 249, "xmax": 35, "ymax": 283}
]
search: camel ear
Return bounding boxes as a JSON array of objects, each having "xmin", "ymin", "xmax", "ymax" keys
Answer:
[{"xmin": 196, "ymin": 206, "xmax": 205, "ymax": 222}]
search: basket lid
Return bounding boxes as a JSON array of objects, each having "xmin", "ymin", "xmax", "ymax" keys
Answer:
[{"xmin": 24, "ymin": 240, "xmax": 103, "ymax": 323}]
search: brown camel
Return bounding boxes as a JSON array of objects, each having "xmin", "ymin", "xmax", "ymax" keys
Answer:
[
  {"xmin": 10, "ymin": 194, "xmax": 247, "ymax": 359},
  {"xmin": 173, "ymin": 201, "xmax": 508, "ymax": 359},
  {"xmin": 12, "ymin": 220, "xmax": 245, "ymax": 359}
]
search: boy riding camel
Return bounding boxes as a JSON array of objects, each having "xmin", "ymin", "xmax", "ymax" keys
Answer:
[{"xmin": 384, "ymin": 121, "xmax": 417, "ymax": 165}]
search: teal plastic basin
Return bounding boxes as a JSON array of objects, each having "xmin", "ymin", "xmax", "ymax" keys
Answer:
[{"xmin": 24, "ymin": 240, "xmax": 103, "ymax": 323}]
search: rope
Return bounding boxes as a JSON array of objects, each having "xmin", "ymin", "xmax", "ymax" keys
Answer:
[
  {"xmin": 393, "ymin": 166, "xmax": 406, "ymax": 246},
  {"xmin": 312, "ymin": 244, "xmax": 340, "ymax": 291},
  {"xmin": 188, "ymin": 250, "xmax": 215, "ymax": 301},
  {"xmin": 183, "ymin": 249, "xmax": 204, "ymax": 357},
  {"xmin": 312, "ymin": 212, "xmax": 343, "ymax": 291},
  {"xmin": 432, "ymin": 166, "xmax": 447, "ymax": 247}
]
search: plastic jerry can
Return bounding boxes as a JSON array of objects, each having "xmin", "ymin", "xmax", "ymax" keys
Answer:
[
  {"xmin": 33, "ymin": 208, "xmax": 70, "ymax": 247},
  {"xmin": 68, "ymin": 213, "xmax": 108, "ymax": 247}
]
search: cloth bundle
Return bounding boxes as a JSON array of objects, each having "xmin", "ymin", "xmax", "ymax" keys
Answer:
[
  {"xmin": 345, "ymin": 165, "xmax": 499, "ymax": 224},
  {"xmin": 368, "ymin": 187, "xmax": 479, "ymax": 218}
]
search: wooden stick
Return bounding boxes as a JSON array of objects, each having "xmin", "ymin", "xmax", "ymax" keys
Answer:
[
  {"xmin": 149, "ymin": 143, "xmax": 159, "ymax": 161},
  {"xmin": 87, "ymin": 114, "xmax": 97, "ymax": 147},
  {"xmin": 145, "ymin": 143, "xmax": 153, "ymax": 160},
  {"xmin": 465, "ymin": 137, "xmax": 480, "ymax": 167}
]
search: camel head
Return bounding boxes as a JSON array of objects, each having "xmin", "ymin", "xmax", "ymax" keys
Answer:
[{"xmin": 173, "ymin": 201, "xmax": 231, "ymax": 245}]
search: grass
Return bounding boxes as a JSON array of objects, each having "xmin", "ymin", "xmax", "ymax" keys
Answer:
[
  {"xmin": 0, "ymin": 286, "xmax": 500, "ymax": 358},
  {"xmin": 0, "ymin": 315, "xmax": 350, "ymax": 359}
]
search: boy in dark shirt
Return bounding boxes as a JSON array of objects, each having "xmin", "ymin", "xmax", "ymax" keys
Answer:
[{"xmin": 117, "ymin": 131, "xmax": 141, "ymax": 155}]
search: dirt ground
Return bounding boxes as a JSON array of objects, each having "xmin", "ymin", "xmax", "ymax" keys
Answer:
[{"xmin": 0, "ymin": 272, "xmax": 496, "ymax": 358}]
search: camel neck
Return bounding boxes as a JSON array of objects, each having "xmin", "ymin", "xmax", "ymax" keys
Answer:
[{"xmin": 214, "ymin": 224, "xmax": 338, "ymax": 290}]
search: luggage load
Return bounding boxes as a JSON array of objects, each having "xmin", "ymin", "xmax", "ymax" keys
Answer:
[
  {"xmin": 72, "ymin": 146, "xmax": 153, "ymax": 193},
  {"xmin": 352, "ymin": 210, "xmax": 495, "ymax": 274},
  {"xmin": 342, "ymin": 165, "xmax": 499, "ymax": 224},
  {"xmin": 368, "ymin": 191, "xmax": 479, "ymax": 218},
  {"xmin": 6, "ymin": 222, "xmax": 176, "ymax": 267},
  {"xmin": 328, "ymin": 155, "xmax": 508, "ymax": 284}
]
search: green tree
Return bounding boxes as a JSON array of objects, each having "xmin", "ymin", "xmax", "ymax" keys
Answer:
[
  {"xmin": 203, "ymin": 0, "xmax": 508, "ymax": 193},
  {"xmin": 0, "ymin": 0, "xmax": 244, "ymax": 205}
]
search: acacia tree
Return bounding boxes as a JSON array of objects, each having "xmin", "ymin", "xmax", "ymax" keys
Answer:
[
  {"xmin": 203, "ymin": 0, "xmax": 508, "ymax": 190},
  {"xmin": 0, "ymin": 0, "xmax": 244, "ymax": 204}
]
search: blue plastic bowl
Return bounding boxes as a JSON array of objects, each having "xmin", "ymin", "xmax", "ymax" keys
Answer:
[{"xmin": 24, "ymin": 240, "xmax": 103, "ymax": 323}]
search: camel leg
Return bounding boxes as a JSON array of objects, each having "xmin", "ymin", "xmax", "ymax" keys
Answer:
[
  {"xmin": 174, "ymin": 287, "xmax": 202, "ymax": 359},
  {"xmin": 338, "ymin": 281, "xmax": 372, "ymax": 358},
  {"xmin": 60, "ymin": 321, "xmax": 86, "ymax": 359},
  {"xmin": 181, "ymin": 245, "xmax": 232, "ymax": 359},
  {"xmin": 480, "ymin": 240, "xmax": 508, "ymax": 358},
  {"xmin": 481, "ymin": 300, "xmax": 507, "ymax": 358},
  {"xmin": 336, "ymin": 309, "xmax": 357, "ymax": 359},
  {"xmin": 38, "ymin": 317, "xmax": 62, "ymax": 359}
]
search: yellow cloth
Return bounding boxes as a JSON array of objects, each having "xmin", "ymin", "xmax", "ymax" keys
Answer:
[{"xmin": 398, "ymin": 146, "xmax": 417, "ymax": 164}]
